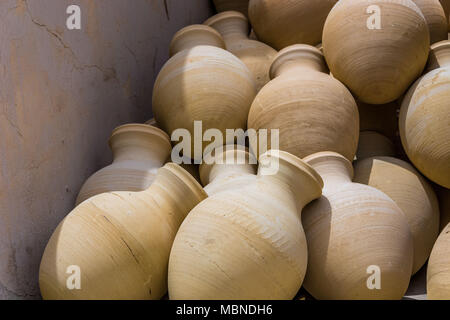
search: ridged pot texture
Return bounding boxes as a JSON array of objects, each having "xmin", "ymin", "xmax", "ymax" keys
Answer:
[
  {"xmin": 427, "ymin": 223, "xmax": 450, "ymax": 299},
  {"xmin": 411, "ymin": 0, "xmax": 447, "ymax": 44}
]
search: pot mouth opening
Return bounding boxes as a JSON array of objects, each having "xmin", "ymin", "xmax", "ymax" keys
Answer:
[
  {"xmin": 304, "ymin": 151, "xmax": 354, "ymax": 179},
  {"xmin": 204, "ymin": 11, "xmax": 248, "ymax": 27},
  {"xmin": 169, "ymin": 24, "xmax": 225, "ymax": 56},
  {"xmin": 109, "ymin": 123, "xmax": 171, "ymax": 149}
]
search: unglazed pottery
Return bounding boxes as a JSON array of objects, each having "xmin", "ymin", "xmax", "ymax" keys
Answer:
[
  {"xmin": 356, "ymin": 131, "xmax": 396, "ymax": 160},
  {"xmin": 76, "ymin": 124, "xmax": 171, "ymax": 205},
  {"xmin": 323, "ymin": 0, "xmax": 430, "ymax": 104},
  {"xmin": 302, "ymin": 152, "xmax": 414, "ymax": 300},
  {"xmin": 153, "ymin": 25, "xmax": 257, "ymax": 161},
  {"xmin": 213, "ymin": 0, "xmax": 250, "ymax": 17},
  {"xmin": 248, "ymin": 44, "xmax": 359, "ymax": 161},
  {"xmin": 439, "ymin": 0, "xmax": 450, "ymax": 31},
  {"xmin": 354, "ymin": 156, "xmax": 440, "ymax": 274},
  {"xmin": 357, "ymin": 100, "xmax": 399, "ymax": 140},
  {"xmin": 168, "ymin": 150, "xmax": 324, "ymax": 300},
  {"xmin": 199, "ymin": 146, "xmax": 257, "ymax": 195},
  {"xmin": 412, "ymin": 0, "xmax": 447, "ymax": 44},
  {"xmin": 427, "ymin": 223, "xmax": 450, "ymax": 299},
  {"xmin": 399, "ymin": 41, "xmax": 450, "ymax": 188},
  {"xmin": 39, "ymin": 163, "xmax": 207, "ymax": 300},
  {"xmin": 205, "ymin": 11, "xmax": 277, "ymax": 92},
  {"xmin": 248, "ymin": 0, "xmax": 338, "ymax": 50}
]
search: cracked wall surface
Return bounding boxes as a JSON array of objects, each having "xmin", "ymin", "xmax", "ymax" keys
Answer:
[{"xmin": 0, "ymin": 0, "xmax": 213, "ymax": 299}]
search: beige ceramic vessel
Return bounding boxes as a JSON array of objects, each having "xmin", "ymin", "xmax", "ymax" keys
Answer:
[
  {"xmin": 248, "ymin": 0, "xmax": 338, "ymax": 50},
  {"xmin": 439, "ymin": 0, "xmax": 450, "ymax": 31},
  {"xmin": 76, "ymin": 124, "xmax": 171, "ymax": 205},
  {"xmin": 205, "ymin": 11, "xmax": 277, "ymax": 92},
  {"xmin": 399, "ymin": 40, "xmax": 450, "ymax": 188},
  {"xmin": 168, "ymin": 150, "xmax": 323, "ymax": 300},
  {"xmin": 427, "ymin": 223, "xmax": 450, "ymax": 299},
  {"xmin": 248, "ymin": 44, "xmax": 359, "ymax": 161},
  {"xmin": 302, "ymin": 152, "xmax": 414, "ymax": 300},
  {"xmin": 356, "ymin": 131, "xmax": 396, "ymax": 160},
  {"xmin": 152, "ymin": 25, "xmax": 257, "ymax": 160},
  {"xmin": 323, "ymin": 0, "xmax": 430, "ymax": 104},
  {"xmin": 354, "ymin": 156, "xmax": 440, "ymax": 274},
  {"xmin": 213, "ymin": 0, "xmax": 250, "ymax": 17},
  {"xmin": 412, "ymin": 0, "xmax": 447, "ymax": 44},
  {"xmin": 39, "ymin": 163, "xmax": 207, "ymax": 300}
]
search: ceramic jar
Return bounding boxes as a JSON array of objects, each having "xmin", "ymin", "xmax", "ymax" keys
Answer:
[
  {"xmin": 168, "ymin": 150, "xmax": 324, "ymax": 300},
  {"xmin": 323, "ymin": 0, "xmax": 430, "ymax": 104},
  {"xmin": 356, "ymin": 131, "xmax": 396, "ymax": 160},
  {"xmin": 354, "ymin": 156, "xmax": 440, "ymax": 274},
  {"xmin": 302, "ymin": 152, "xmax": 414, "ymax": 300},
  {"xmin": 204, "ymin": 11, "xmax": 277, "ymax": 92},
  {"xmin": 411, "ymin": 0, "xmax": 447, "ymax": 44},
  {"xmin": 76, "ymin": 124, "xmax": 171, "ymax": 205},
  {"xmin": 357, "ymin": 100, "xmax": 399, "ymax": 141},
  {"xmin": 213, "ymin": 0, "xmax": 250, "ymax": 17},
  {"xmin": 248, "ymin": 0, "xmax": 338, "ymax": 50},
  {"xmin": 427, "ymin": 223, "xmax": 450, "ymax": 299},
  {"xmin": 199, "ymin": 146, "xmax": 257, "ymax": 195},
  {"xmin": 399, "ymin": 41, "xmax": 450, "ymax": 188},
  {"xmin": 439, "ymin": 0, "xmax": 450, "ymax": 31},
  {"xmin": 39, "ymin": 163, "xmax": 207, "ymax": 300},
  {"xmin": 247, "ymin": 44, "xmax": 359, "ymax": 161},
  {"xmin": 152, "ymin": 25, "xmax": 257, "ymax": 161}
]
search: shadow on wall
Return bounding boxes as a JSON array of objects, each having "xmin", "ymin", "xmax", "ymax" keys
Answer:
[{"xmin": 0, "ymin": 0, "xmax": 213, "ymax": 299}]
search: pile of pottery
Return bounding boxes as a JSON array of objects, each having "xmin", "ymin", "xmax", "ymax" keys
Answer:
[{"xmin": 39, "ymin": 0, "xmax": 449, "ymax": 300}]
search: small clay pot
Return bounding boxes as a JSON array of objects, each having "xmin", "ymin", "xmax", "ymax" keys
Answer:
[{"xmin": 356, "ymin": 131, "xmax": 396, "ymax": 160}]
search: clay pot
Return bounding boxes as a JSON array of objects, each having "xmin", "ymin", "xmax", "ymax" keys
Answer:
[
  {"xmin": 168, "ymin": 150, "xmax": 324, "ymax": 300},
  {"xmin": 248, "ymin": 45, "xmax": 359, "ymax": 161},
  {"xmin": 357, "ymin": 100, "xmax": 399, "ymax": 140},
  {"xmin": 204, "ymin": 11, "xmax": 277, "ymax": 92},
  {"xmin": 76, "ymin": 124, "xmax": 171, "ymax": 205},
  {"xmin": 412, "ymin": 0, "xmax": 447, "ymax": 44},
  {"xmin": 152, "ymin": 25, "xmax": 257, "ymax": 161},
  {"xmin": 399, "ymin": 41, "xmax": 450, "ymax": 188},
  {"xmin": 199, "ymin": 146, "xmax": 257, "ymax": 195},
  {"xmin": 39, "ymin": 163, "xmax": 207, "ymax": 300},
  {"xmin": 302, "ymin": 152, "xmax": 414, "ymax": 300},
  {"xmin": 439, "ymin": 0, "xmax": 450, "ymax": 31},
  {"xmin": 248, "ymin": 0, "xmax": 338, "ymax": 50},
  {"xmin": 437, "ymin": 186, "xmax": 450, "ymax": 231},
  {"xmin": 213, "ymin": 0, "xmax": 250, "ymax": 17},
  {"xmin": 427, "ymin": 223, "xmax": 450, "ymax": 299},
  {"xmin": 356, "ymin": 131, "xmax": 396, "ymax": 160},
  {"xmin": 354, "ymin": 156, "xmax": 440, "ymax": 275},
  {"xmin": 323, "ymin": 0, "xmax": 430, "ymax": 104}
]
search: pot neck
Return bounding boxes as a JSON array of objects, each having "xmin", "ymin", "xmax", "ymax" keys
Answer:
[
  {"xmin": 258, "ymin": 150, "xmax": 323, "ymax": 210},
  {"xmin": 270, "ymin": 44, "xmax": 328, "ymax": 79},
  {"xmin": 200, "ymin": 146, "xmax": 257, "ymax": 186},
  {"xmin": 427, "ymin": 40, "xmax": 450, "ymax": 71},
  {"xmin": 204, "ymin": 11, "xmax": 249, "ymax": 41},
  {"xmin": 303, "ymin": 152, "xmax": 354, "ymax": 188},
  {"xmin": 109, "ymin": 124, "xmax": 171, "ymax": 166},
  {"xmin": 169, "ymin": 24, "xmax": 226, "ymax": 57}
]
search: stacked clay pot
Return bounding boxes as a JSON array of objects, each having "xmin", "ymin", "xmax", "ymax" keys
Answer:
[
  {"xmin": 356, "ymin": 131, "xmax": 396, "ymax": 160},
  {"xmin": 354, "ymin": 156, "xmax": 440, "ymax": 274},
  {"xmin": 302, "ymin": 152, "xmax": 414, "ymax": 300},
  {"xmin": 39, "ymin": 163, "xmax": 207, "ymax": 300},
  {"xmin": 323, "ymin": 0, "xmax": 430, "ymax": 104},
  {"xmin": 399, "ymin": 40, "xmax": 450, "ymax": 188},
  {"xmin": 439, "ymin": 0, "xmax": 450, "ymax": 31},
  {"xmin": 427, "ymin": 223, "xmax": 450, "ymax": 299},
  {"xmin": 411, "ymin": 0, "xmax": 447, "ymax": 44},
  {"xmin": 152, "ymin": 25, "xmax": 256, "ymax": 161},
  {"xmin": 213, "ymin": 0, "xmax": 250, "ymax": 17},
  {"xmin": 76, "ymin": 124, "xmax": 171, "ymax": 205},
  {"xmin": 168, "ymin": 150, "xmax": 324, "ymax": 299},
  {"xmin": 248, "ymin": 44, "xmax": 359, "ymax": 161},
  {"xmin": 204, "ymin": 11, "xmax": 277, "ymax": 92},
  {"xmin": 248, "ymin": 0, "xmax": 338, "ymax": 50}
]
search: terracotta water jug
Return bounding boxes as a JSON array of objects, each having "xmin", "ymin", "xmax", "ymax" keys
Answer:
[
  {"xmin": 399, "ymin": 40, "xmax": 450, "ymax": 188},
  {"xmin": 204, "ymin": 11, "xmax": 277, "ymax": 92},
  {"xmin": 354, "ymin": 156, "xmax": 440, "ymax": 274},
  {"xmin": 199, "ymin": 146, "xmax": 257, "ymax": 195},
  {"xmin": 357, "ymin": 100, "xmax": 399, "ymax": 140},
  {"xmin": 323, "ymin": 0, "xmax": 430, "ymax": 104},
  {"xmin": 168, "ymin": 150, "xmax": 324, "ymax": 300},
  {"xmin": 152, "ymin": 25, "xmax": 257, "ymax": 161},
  {"xmin": 439, "ymin": 0, "xmax": 450, "ymax": 31},
  {"xmin": 39, "ymin": 163, "xmax": 207, "ymax": 300},
  {"xmin": 76, "ymin": 124, "xmax": 171, "ymax": 205},
  {"xmin": 302, "ymin": 152, "xmax": 414, "ymax": 300},
  {"xmin": 412, "ymin": 0, "xmax": 447, "ymax": 44},
  {"xmin": 247, "ymin": 44, "xmax": 359, "ymax": 161},
  {"xmin": 356, "ymin": 131, "xmax": 396, "ymax": 160},
  {"xmin": 437, "ymin": 186, "xmax": 450, "ymax": 231},
  {"xmin": 427, "ymin": 223, "xmax": 450, "ymax": 299},
  {"xmin": 248, "ymin": 0, "xmax": 338, "ymax": 50},
  {"xmin": 213, "ymin": 0, "xmax": 249, "ymax": 17}
]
